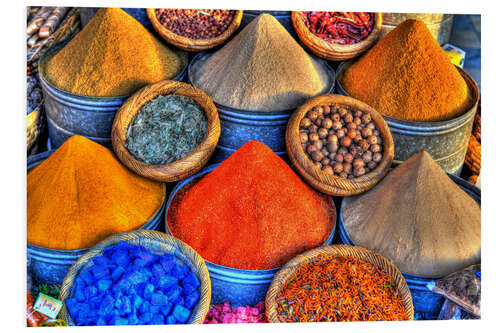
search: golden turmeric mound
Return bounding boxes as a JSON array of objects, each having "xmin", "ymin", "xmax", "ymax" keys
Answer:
[
  {"xmin": 342, "ymin": 19, "xmax": 472, "ymax": 122},
  {"xmin": 27, "ymin": 135, "xmax": 165, "ymax": 250},
  {"xmin": 42, "ymin": 8, "xmax": 186, "ymax": 97}
]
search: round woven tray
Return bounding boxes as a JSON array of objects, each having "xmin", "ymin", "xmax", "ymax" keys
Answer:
[
  {"xmin": 58, "ymin": 230, "xmax": 211, "ymax": 325},
  {"xmin": 112, "ymin": 80, "xmax": 221, "ymax": 182},
  {"xmin": 291, "ymin": 12, "xmax": 382, "ymax": 61},
  {"xmin": 265, "ymin": 244, "xmax": 414, "ymax": 322},
  {"xmin": 286, "ymin": 94, "xmax": 394, "ymax": 196},
  {"xmin": 147, "ymin": 9, "xmax": 243, "ymax": 52}
]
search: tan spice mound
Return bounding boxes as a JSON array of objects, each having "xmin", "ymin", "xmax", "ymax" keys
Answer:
[
  {"xmin": 191, "ymin": 13, "xmax": 331, "ymax": 111},
  {"xmin": 342, "ymin": 151, "xmax": 480, "ymax": 277},
  {"xmin": 342, "ymin": 19, "xmax": 472, "ymax": 122},
  {"xmin": 43, "ymin": 8, "xmax": 186, "ymax": 97},
  {"xmin": 27, "ymin": 135, "xmax": 165, "ymax": 250}
]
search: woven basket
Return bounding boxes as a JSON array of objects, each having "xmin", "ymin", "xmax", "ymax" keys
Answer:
[
  {"xmin": 112, "ymin": 80, "xmax": 221, "ymax": 182},
  {"xmin": 291, "ymin": 12, "xmax": 382, "ymax": 61},
  {"xmin": 58, "ymin": 230, "xmax": 211, "ymax": 325},
  {"xmin": 265, "ymin": 244, "xmax": 414, "ymax": 322},
  {"xmin": 465, "ymin": 97, "xmax": 481, "ymax": 176},
  {"xmin": 286, "ymin": 94, "xmax": 394, "ymax": 196},
  {"xmin": 147, "ymin": 9, "xmax": 243, "ymax": 52}
]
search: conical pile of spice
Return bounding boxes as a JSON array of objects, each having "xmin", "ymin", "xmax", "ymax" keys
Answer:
[
  {"xmin": 191, "ymin": 13, "xmax": 331, "ymax": 111},
  {"xmin": 167, "ymin": 141, "xmax": 334, "ymax": 270},
  {"xmin": 43, "ymin": 8, "xmax": 186, "ymax": 97},
  {"xmin": 341, "ymin": 151, "xmax": 480, "ymax": 277},
  {"xmin": 342, "ymin": 19, "xmax": 472, "ymax": 122},
  {"xmin": 28, "ymin": 135, "xmax": 165, "ymax": 250}
]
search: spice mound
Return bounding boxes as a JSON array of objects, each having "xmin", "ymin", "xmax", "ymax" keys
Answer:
[
  {"xmin": 342, "ymin": 151, "xmax": 481, "ymax": 277},
  {"xmin": 303, "ymin": 12, "xmax": 375, "ymax": 44},
  {"xmin": 191, "ymin": 13, "xmax": 332, "ymax": 111},
  {"xmin": 277, "ymin": 254, "xmax": 409, "ymax": 322},
  {"xmin": 300, "ymin": 103, "xmax": 383, "ymax": 177},
  {"xmin": 167, "ymin": 140, "xmax": 334, "ymax": 270},
  {"xmin": 342, "ymin": 19, "xmax": 472, "ymax": 122},
  {"xmin": 155, "ymin": 9, "xmax": 236, "ymax": 39},
  {"xmin": 43, "ymin": 8, "xmax": 186, "ymax": 97},
  {"xmin": 126, "ymin": 95, "xmax": 208, "ymax": 165},
  {"xmin": 65, "ymin": 241, "xmax": 201, "ymax": 325},
  {"xmin": 27, "ymin": 135, "xmax": 165, "ymax": 250}
]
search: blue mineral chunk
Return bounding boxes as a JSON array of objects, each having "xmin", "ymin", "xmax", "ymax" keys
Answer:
[
  {"xmin": 151, "ymin": 314, "xmax": 165, "ymax": 325},
  {"xmin": 89, "ymin": 295, "xmax": 102, "ymax": 310},
  {"xmin": 65, "ymin": 297, "xmax": 78, "ymax": 318},
  {"xmin": 121, "ymin": 295, "xmax": 132, "ymax": 314},
  {"xmin": 132, "ymin": 295, "xmax": 143, "ymax": 309},
  {"xmin": 78, "ymin": 302, "xmax": 91, "ymax": 320},
  {"xmin": 111, "ymin": 266, "xmax": 126, "ymax": 281},
  {"xmin": 161, "ymin": 302, "xmax": 173, "ymax": 317},
  {"xmin": 79, "ymin": 269, "xmax": 94, "ymax": 286},
  {"xmin": 133, "ymin": 258, "xmax": 148, "ymax": 270},
  {"xmin": 143, "ymin": 283, "xmax": 155, "ymax": 300},
  {"xmin": 135, "ymin": 247, "xmax": 157, "ymax": 265},
  {"xmin": 125, "ymin": 286, "xmax": 137, "ymax": 296},
  {"xmin": 74, "ymin": 276, "xmax": 85, "ymax": 289},
  {"xmin": 151, "ymin": 291, "xmax": 167, "ymax": 306},
  {"xmin": 159, "ymin": 276, "xmax": 178, "ymax": 290},
  {"xmin": 74, "ymin": 283, "xmax": 86, "ymax": 302},
  {"xmin": 92, "ymin": 255, "xmax": 110, "ymax": 267},
  {"xmin": 166, "ymin": 315, "xmax": 176, "ymax": 325},
  {"xmin": 98, "ymin": 294, "xmax": 115, "ymax": 317},
  {"xmin": 111, "ymin": 316, "xmax": 129, "ymax": 325},
  {"xmin": 128, "ymin": 313, "xmax": 140, "ymax": 325},
  {"xmin": 150, "ymin": 305, "xmax": 160, "ymax": 314},
  {"xmin": 139, "ymin": 300, "xmax": 150, "ymax": 314},
  {"xmin": 172, "ymin": 304, "xmax": 190, "ymax": 324},
  {"xmin": 97, "ymin": 279, "xmax": 112, "ymax": 292},
  {"xmin": 139, "ymin": 312, "xmax": 153, "ymax": 324},
  {"xmin": 160, "ymin": 255, "xmax": 175, "ymax": 272},
  {"xmin": 126, "ymin": 271, "xmax": 148, "ymax": 285},
  {"xmin": 91, "ymin": 265, "xmax": 110, "ymax": 280},
  {"xmin": 96, "ymin": 316, "xmax": 107, "ymax": 326},
  {"xmin": 184, "ymin": 290, "xmax": 200, "ymax": 309},
  {"xmin": 151, "ymin": 263, "xmax": 165, "ymax": 279},
  {"xmin": 116, "ymin": 275, "xmax": 132, "ymax": 289},
  {"xmin": 84, "ymin": 285, "xmax": 98, "ymax": 299},
  {"xmin": 114, "ymin": 297, "xmax": 123, "ymax": 311},
  {"xmin": 182, "ymin": 272, "xmax": 200, "ymax": 290},
  {"xmin": 176, "ymin": 297, "xmax": 185, "ymax": 307},
  {"xmin": 112, "ymin": 249, "xmax": 130, "ymax": 267},
  {"xmin": 166, "ymin": 285, "xmax": 182, "ymax": 303},
  {"xmin": 171, "ymin": 263, "xmax": 187, "ymax": 280}
]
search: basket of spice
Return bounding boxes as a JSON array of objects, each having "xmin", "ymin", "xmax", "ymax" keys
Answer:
[
  {"xmin": 291, "ymin": 11, "xmax": 382, "ymax": 61},
  {"xmin": 112, "ymin": 80, "xmax": 221, "ymax": 183},
  {"xmin": 147, "ymin": 9, "xmax": 243, "ymax": 52},
  {"xmin": 59, "ymin": 230, "xmax": 211, "ymax": 325},
  {"xmin": 266, "ymin": 244, "xmax": 414, "ymax": 322},
  {"xmin": 286, "ymin": 94, "xmax": 394, "ymax": 196}
]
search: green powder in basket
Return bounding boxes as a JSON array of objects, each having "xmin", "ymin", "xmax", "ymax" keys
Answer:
[{"xmin": 191, "ymin": 13, "xmax": 331, "ymax": 111}]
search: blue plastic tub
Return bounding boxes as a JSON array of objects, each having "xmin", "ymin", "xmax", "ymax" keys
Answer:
[
  {"xmin": 165, "ymin": 163, "xmax": 337, "ymax": 306},
  {"xmin": 26, "ymin": 150, "xmax": 168, "ymax": 286},
  {"xmin": 38, "ymin": 39, "xmax": 188, "ymax": 149},
  {"xmin": 337, "ymin": 173, "xmax": 481, "ymax": 319},
  {"xmin": 188, "ymin": 52, "xmax": 336, "ymax": 162}
]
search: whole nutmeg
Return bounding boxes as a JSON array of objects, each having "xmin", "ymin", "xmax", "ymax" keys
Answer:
[
  {"xmin": 322, "ymin": 118, "xmax": 333, "ymax": 129},
  {"xmin": 336, "ymin": 129, "xmax": 345, "ymax": 138},
  {"xmin": 334, "ymin": 153, "xmax": 344, "ymax": 163},
  {"xmin": 321, "ymin": 158, "xmax": 330, "ymax": 166},
  {"xmin": 323, "ymin": 105, "xmax": 331, "ymax": 115},
  {"xmin": 307, "ymin": 110, "xmax": 319, "ymax": 121},
  {"xmin": 313, "ymin": 106, "xmax": 323, "ymax": 115},
  {"xmin": 339, "ymin": 171, "xmax": 348, "ymax": 178},
  {"xmin": 341, "ymin": 137, "xmax": 352, "ymax": 147},
  {"xmin": 367, "ymin": 135, "xmax": 378, "ymax": 145},
  {"xmin": 322, "ymin": 165, "xmax": 334, "ymax": 175},
  {"xmin": 353, "ymin": 117, "xmax": 362, "ymax": 126},
  {"xmin": 343, "ymin": 162, "xmax": 352, "ymax": 174},
  {"xmin": 306, "ymin": 145, "xmax": 317, "ymax": 155},
  {"xmin": 361, "ymin": 127, "xmax": 373, "ymax": 138},
  {"xmin": 338, "ymin": 107, "xmax": 348, "ymax": 117},
  {"xmin": 300, "ymin": 132, "xmax": 309, "ymax": 144},
  {"xmin": 308, "ymin": 124, "xmax": 318, "ymax": 133},
  {"xmin": 300, "ymin": 117, "xmax": 312, "ymax": 128},
  {"xmin": 346, "ymin": 122, "xmax": 357, "ymax": 130},
  {"xmin": 353, "ymin": 134, "xmax": 363, "ymax": 144},
  {"xmin": 362, "ymin": 150, "xmax": 373, "ymax": 163},
  {"xmin": 353, "ymin": 167, "xmax": 366, "ymax": 177},
  {"xmin": 328, "ymin": 152, "xmax": 336, "ymax": 160},
  {"xmin": 331, "ymin": 113, "xmax": 340, "ymax": 122},
  {"xmin": 332, "ymin": 121, "xmax": 343, "ymax": 130},
  {"xmin": 311, "ymin": 150, "xmax": 324, "ymax": 162},
  {"xmin": 309, "ymin": 133, "xmax": 319, "ymax": 142},
  {"xmin": 347, "ymin": 128, "xmax": 357, "ymax": 139},
  {"xmin": 321, "ymin": 147, "xmax": 329, "ymax": 156},
  {"xmin": 327, "ymin": 134, "xmax": 338, "ymax": 144},
  {"xmin": 367, "ymin": 161, "xmax": 377, "ymax": 170},
  {"xmin": 354, "ymin": 110, "xmax": 363, "ymax": 118},
  {"xmin": 333, "ymin": 162, "xmax": 344, "ymax": 173},
  {"xmin": 313, "ymin": 140, "xmax": 323, "ymax": 151},
  {"xmin": 318, "ymin": 128, "xmax": 329, "ymax": 138},
  {"xmin": 350, "ymin": 146, "xmax": 362, "ymax": 158},
  {"xmin": 367, "ymin": 122, "xmax": 376, "ymax": 130},
  {"xmin": 315, "ymin": 117, "xmax": 324, "ymax": 127},
  {"xmin": 371, "ymin": 144, "xmax": 382, "ymax": 153},
  {"xmin": 353, "ymin": 158, "xmax": 365, "ymax": 169},
  {"xmin": 326, "ymin": 142, "xmax": 338, "ymax": 153},
  {"xmin": 362, "ymin": 114, "xmax": 371, "ymax": 124},
  {"xmin": 373, "ymin": 152, "xmax": 383, "ymax": 162},
  {"xmin": 338, "ymin": 147, "xmax": 349, "ymax": 155},
  {"xmin": 343, "ymin": 153, "xmax": 354, "ymax": 164},
  {"xmin": 343, "ymin": 113, "xmax": 353, "ymax": 123},
  {"xmin": 359, "ymin": 140, "xmax": 370, "ymax": 151}
]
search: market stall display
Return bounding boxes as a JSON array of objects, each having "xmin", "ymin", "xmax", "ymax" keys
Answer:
[
  {"xmin": 292, "ymin": 11, "xmax": 382, "ymax": 61},
  {"xmin": 147, "ymin": 9, "xmax": 243, "ymax": 51}
]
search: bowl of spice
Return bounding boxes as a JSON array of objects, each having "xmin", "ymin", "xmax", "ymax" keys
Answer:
[
  {"xmin": 286, "ymin": 94, "xmax": 394, "ymax": 196},
  {"xmin": 266, "ymin": 244, "xmax": 414, "ymax": 322},
  {"xmin": 59, "ymin": 230, "xmax": 211, "ymax": 325},
  {"xmin": 112, "ymin": 80, "xmax": 221, "ymax": 183},
  {"xmin": 147, "ymin": 9, "xmax": 243, "ymax": 52},
  {"xmin": 291, "ymin": 11, "xmax": 382, "ymax": 61}
]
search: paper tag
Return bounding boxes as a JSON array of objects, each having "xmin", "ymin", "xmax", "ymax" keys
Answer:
[{"xmin": 33, "ymin": 293, "xmax": 63, "ymax": 319}]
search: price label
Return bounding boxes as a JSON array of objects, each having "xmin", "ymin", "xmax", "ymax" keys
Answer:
[{"xmin": 33, "ymin": 293, "xmax": 63, "ymax": 319}]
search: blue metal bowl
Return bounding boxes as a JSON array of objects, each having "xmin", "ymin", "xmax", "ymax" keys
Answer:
[
  {"xmin": 27, "ymin": 150, "xmax": 168, "ymax": 286},
  {"xmin": 165, "ymin": 163, "xmax": 337, "ymax": 306},
  {"xmin": 337, "ymin": 173, "xmax": 481, "ymax": 319}
]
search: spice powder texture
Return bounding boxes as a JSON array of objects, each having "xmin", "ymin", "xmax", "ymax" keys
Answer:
[
  {"xmin": 191, "ymin": 13, "xmax": 331, "ymax": 111},
  {"xmin": 27, "ymin": 135, "xmax": 165, "ymax": 250},
  {"xmin": 342, "ymin": 19, "xmax": 472, "ymax": 122},
  {"xmin": 167, "ymin": 140, "xmax": 334, "ymax": 270},
  {"xmin": 43, "ymin": 8, "xmax": 186, "ymax": 97}
]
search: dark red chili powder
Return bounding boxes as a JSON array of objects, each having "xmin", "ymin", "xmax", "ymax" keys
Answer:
[{"xmin": 167, "ymin": 141, "xmax": 334, "ymax": 270}]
